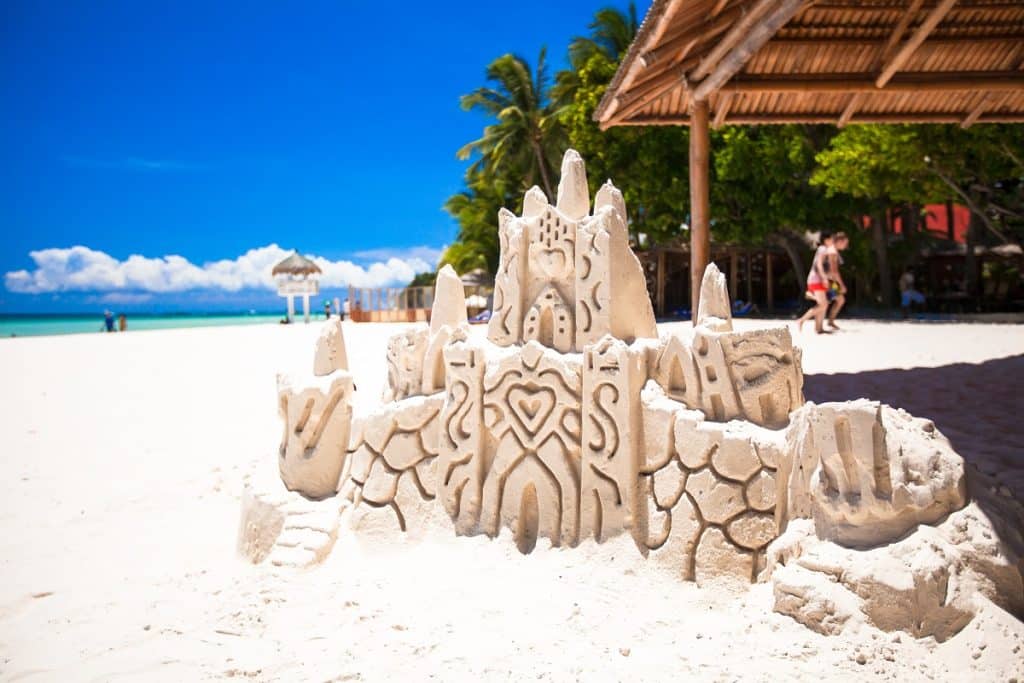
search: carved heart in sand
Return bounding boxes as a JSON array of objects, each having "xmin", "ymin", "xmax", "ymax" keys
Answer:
[
  {"xmin": 532, "ymin": 246, "xmax": 568, "ymax": 279},
  {"xmin": 508, "ymin": 386, "xmax": 556, "ymax": 436}
]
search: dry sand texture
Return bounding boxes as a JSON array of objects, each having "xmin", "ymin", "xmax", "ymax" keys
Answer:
[{"xmin": 1, "ymin": 319, "xmax": 1022, "ymax": 680}]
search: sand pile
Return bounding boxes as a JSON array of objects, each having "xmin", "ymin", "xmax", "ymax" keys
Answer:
[{"xmin": 238, "ymin": 152, "xmax": 1023, "ymax": 680}]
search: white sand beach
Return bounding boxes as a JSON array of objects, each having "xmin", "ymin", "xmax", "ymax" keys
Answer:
[{"xmin": 1, "ymin": 320, "xmax": 1022, "ymax": 681}]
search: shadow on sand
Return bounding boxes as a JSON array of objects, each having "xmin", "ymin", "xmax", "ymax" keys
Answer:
[{"xmin": 804, "ymin": 353, "xmax": 1024, "ymax": 517}]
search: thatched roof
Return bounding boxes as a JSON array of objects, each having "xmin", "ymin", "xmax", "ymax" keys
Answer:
[
  {"xmin": 272, "ymin": 251, "xmax": 321, "ymax": 276},
  {"xmin": 596, "ymin": 0, "xmax": 1024, "ymax": 129}
]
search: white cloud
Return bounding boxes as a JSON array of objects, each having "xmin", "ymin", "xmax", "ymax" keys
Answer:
[{"xmin": 4, "ymin": 243, "xmax": 442, "ymax": 294}]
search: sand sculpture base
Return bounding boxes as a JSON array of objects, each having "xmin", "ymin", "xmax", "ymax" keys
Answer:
[{"xmin": 239, "ymin": 150, "xmax": 1023, "ymax": 640}]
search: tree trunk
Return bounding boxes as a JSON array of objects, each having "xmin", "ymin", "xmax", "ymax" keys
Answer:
[
  {"xmin": 964, "ymin": 209, "xmax": 981, "ymax": 303},
  {"xmin": 772, "ymin": 230, "xmax": 806, "ymax": 293},
  {"xmin": 903, "ymin": 203, "xmax": 921, "ymax": 266},
  {"xmin": 530, "ymin": 139, "xmax": 555, "ymax": 200},
  {"xmin": 872, "ymin": 210, "xmax": 893, "ymax": 308}
]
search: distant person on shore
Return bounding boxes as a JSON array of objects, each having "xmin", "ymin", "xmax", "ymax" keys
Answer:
[
  {"xmin": 826, "ymin": 231, "xmax": 849, "ymax": 330},
  {"xmin": 900, "ymin": 268, "xmax": 926, "ymax": 318},
  {"xmin": 324, "ymin": 300, "xmax": 332, "ymax": 319},
  {"xmin": 341, "ymin": 298, "xmax": 350, "ymax": 322},
  {"xmin": 118, "ymin": 314, "xmax": 127, "ymax": 332},
  {"xmin": 103, "ymin": 310, "xmax": 115, "ymax": 333},
  {"xmin": 797, "ymin": 232, "xmax": 833, "ymax": 334}
]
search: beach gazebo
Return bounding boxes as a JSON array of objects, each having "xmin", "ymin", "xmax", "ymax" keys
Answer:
[
  {"xmin": 595, "ymin": 0, "xmax": 1024, "ymax": 315},
  {"xmin": 273, "ymin": 252, "xmax": 321, "ymax": 323}
]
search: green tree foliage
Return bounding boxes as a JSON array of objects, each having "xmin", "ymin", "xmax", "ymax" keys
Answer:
[
  {"xmin": 712, "ymin": 124, "xmax": 859, "ymax": 288},
  {"xmin": 440, "ymin": 172, "xmax": 512, "ymax": 275},
  {"xmin": 444, "ymin": 2, "xmax": 1024, "ymax": 311},
  {"xmin": 408, "ymin": 271, "xmax": 437, "ymax": 287},
  {"xmin": 813, "ymin": 124, "xmax": 1024, "ymax": 301},
  {"xmin": 442, "ymin": 50, "xmax": 566, "ymax": 278},
  {"xmin": 559, "ymin": 52, "xmax": 689, "ymax": 244},
  {"xmin": 553, "ymin": 3, "xmax": 638, "ymax": 106},
  {"xmin": 457, "ymin": 50, "xmax": 566, "ymax": 199}
]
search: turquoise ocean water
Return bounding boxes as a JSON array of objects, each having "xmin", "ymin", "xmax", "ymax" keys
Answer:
[{"xmin": 0, "ymin": 313, "xmax": 290, "ymax": 338}]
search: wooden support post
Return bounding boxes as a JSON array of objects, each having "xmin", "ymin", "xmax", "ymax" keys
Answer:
[
  {"xmin": 766, "ymin": 253, "xmax": 775, "ymax": 310},
  {"xmin": 745, "ymin": 252, "xmax": 753, "ymax": 304},
  {"xmin": 689, "ymin": 100, "xmax": 711, "ymax": 320},
  {"xmin": 729, "ymin": 252, "xmax": 739, "ymax": 303},
  {"xmin": 656, "ymin": 250, "xmax": 666, "ymax": 317}
]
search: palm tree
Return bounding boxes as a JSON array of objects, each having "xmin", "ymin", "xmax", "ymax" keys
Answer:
[
  {"xmin": 570, "ymin": 3, "xmax": 639, "ymax": 65},
  {"xmin": 457, "ymin": 49, "xmax": 565, "ymax": 200},
  {"xmin": 554, "ymin": 3, "xmax": 639, "ymax": 105}
]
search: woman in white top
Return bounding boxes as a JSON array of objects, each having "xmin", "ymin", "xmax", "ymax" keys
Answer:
[{"xmin": 797, "ymin": 231, "xmax": 834, "ymax": 334}]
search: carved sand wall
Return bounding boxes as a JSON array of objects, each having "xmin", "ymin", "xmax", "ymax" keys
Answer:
[{"xmin": 241, "ymin": 149, "xmax": 1021, "ymax": 641}]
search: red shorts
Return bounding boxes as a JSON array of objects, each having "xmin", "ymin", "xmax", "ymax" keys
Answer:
[{"xmin": 806, "ymin": 282, "xmax": 828, "ymax": 293}]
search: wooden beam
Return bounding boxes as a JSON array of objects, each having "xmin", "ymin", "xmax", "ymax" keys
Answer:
[
  {"xmin": 693, "ymin": 0, "xmax": 810, "ymax": 102},
  {"xmin": 691, "ymin": 0, "xmax": 780, "ymax": 83},
  {"xmin": 621, "ymin": 54, "xmax": 700, "ymax": 107},
  {"xmin": 598, "ymin": 0, "xmax": 685, "ymax": 121},
  {"xmin": 811, "ymin": 1, "xmax": 1018, "ymax": 9},
  {"xmin": 721, "ymin": 112, "xmax": 1024, "ymax": 124},
  {"xmin": 713, "ymin": 92, "xmax": 734, "ymax": 128},
  {"xmin": 642, "ymin": 5, "xmax": 744, "ymax": 68},
  {"xmin": 961, "ymin": 92, "xmax": 1012, "ymax": 128},
  {"xmin": 766, "ymin": 34, "xmax": 1024, "ymax": 46},
  {"xmin": 785, "ymin": 19, "xmax": 1021, "ymax": 32},
  {"xmin": 962, "ymin": 94, "xmax": 992, "ymax": 128},
  {"xmin": 838, "ymin": 93, "xmax": 863, "ymax": 127},
  {"xmin": 689, "ymin": 100, "xmax": 711, "ymax": 321},
  {"xmin": 836, "ymin": 1, "xmax": 921, "ymax": 130},
  {"xmin": 602, "ymin": 69, "xmax": 687, "ymax": 130},
  {"xmin": 876, "ymin": 0, "xmax": 958, "ymax": 88},
  {"xmin": 880, "ymin": 0, "xmax": 925, "ymax": 61},
  {"xmin": 720, "ymin": 72, "xmax": 1024, "ymax": 93},
  {"xmin": 609, "ymin": 112, "xmax": 1024, "ymax": 127},
  {"xmin": 711, "ymin": 0, "xmax": 732, "ymax": 16}
]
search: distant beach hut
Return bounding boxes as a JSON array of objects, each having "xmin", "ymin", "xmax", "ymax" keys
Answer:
[
  {"xmin": 273, "ymin": 251, "xmax": 321, "ymax": 323},
  {"xmin": 459, "ymin": 268, "xmax": 494, "ymax": 289}
]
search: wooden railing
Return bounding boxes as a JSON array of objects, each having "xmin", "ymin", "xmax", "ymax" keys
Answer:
[{"xmin": 346, "ymin": 285, "xmax": 491, "ymax": 323}]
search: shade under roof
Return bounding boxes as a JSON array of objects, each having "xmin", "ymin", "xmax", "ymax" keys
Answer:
[{"xmin": 596, "ymin": 0, "xmax": 1024, "ymax": 129}]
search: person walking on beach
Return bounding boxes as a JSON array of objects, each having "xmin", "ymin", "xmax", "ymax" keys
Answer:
[
  {"xmin": 324, "ymin": 300, "xmax": 332, "ymax": 319},
  {"xmin": 797, "ymin": 232, "xmax": 834, "ymax": 334},
  {"xmin": 826, "ymin": 231, "xmax": 849, "ymax": 330},
  {"xmin": 103, "ymin": 310, "xmax": 115, "ymax": 333}
]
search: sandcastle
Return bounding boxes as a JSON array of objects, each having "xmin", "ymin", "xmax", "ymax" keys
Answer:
[{"xmin": 241, "ymin": 150, "xmax": 1023, "ymax": 640}]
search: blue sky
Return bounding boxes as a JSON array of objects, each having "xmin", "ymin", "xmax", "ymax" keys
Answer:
[{"xmin": 0, "ymin": 0, "xmax": 649, "ymax": 313}]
